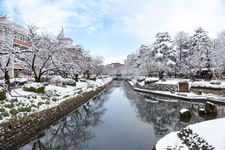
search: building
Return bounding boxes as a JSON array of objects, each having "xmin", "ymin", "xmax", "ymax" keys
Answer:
[
  {"xmin": 105, "ymin": 62, "xmax": 124, "ymax": 76},
  {"xmin": 0, "ymin": 15, "xmax": 29, "ymax": 49},
  {"xmin": 57, "ymin": 27, "xmax": 74, "ymax": 48},
  {"xmin": 0, "ymin": 16, "xmax": 30, "ymax": 78}
]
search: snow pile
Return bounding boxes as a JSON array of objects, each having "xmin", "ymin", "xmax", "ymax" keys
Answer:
[
  {"xmin": 23, "ymin": 82, "xmax": 45, "ymax": 89},
  {"xmin": 128, "ymin": 79, "xmax": 137, "ymax": 86},
  {"xmin": 155, "ymin": 118, "xmax": 225, "ymax": 150},
  {"xmin": 145, "ymin": 77, "xmax": 159, "ymax": 84},
  {"xmin": 135, "ymin": 76, "xmax": 146, "ymax": 82},
  {"xmin": 180, "ymin": 108, "xmax": 189, "ymax": 113}
]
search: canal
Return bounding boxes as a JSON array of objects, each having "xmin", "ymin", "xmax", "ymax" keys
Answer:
[{"xmin": 20, "ymin": 81, "xmax": 225, "ymax": 150}]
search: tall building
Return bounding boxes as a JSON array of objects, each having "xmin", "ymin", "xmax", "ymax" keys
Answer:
[
  {"xmin": 105, "ymin": 62, "xmax": 124, "ymax": 75},
  {"xmin": 0, "ymin": 15, "xmax": 29, "ymax": 49}
]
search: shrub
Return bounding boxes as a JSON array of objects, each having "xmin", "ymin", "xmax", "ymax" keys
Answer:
[
  {"xmin": 9, "ymin": 108, "xmax": 18, "ymax": 115},
  {"xmin": 4, "ymin": 103, "xmax": 14, "ymax": 108},
  {"xmin": 2, "ymin": 111, "xmax": 9, "ymax": 117},
  {"xmin": 11, "ymin": 98, "xmax": 18, "ymax": 102},
  {"xmin": 0, "ymin": 107, "xmax": 5, "ymax": 112},
  {"xmin": 144, "ymin": 77, "xmax": 159, "ymax": 84},
  {"xmin": 18, "ymin": 106, "xmax": 32, "ymax": 112},
  {"xmin": 63, "ymin": 95, "xmax": 70, "ymax": 99},
  {"xmin": 66, "ymin": 79, "xmax": 76, "ymax": 86},
  {"xmin": 0, "ymin": 88, "xmax": 6, "ymax": 101},
  {"xmin": 32, "ymin": 95, "xmax": 37, "ymax": 99},
  {"xmin": 51, "ymin": 97, "xmax": 58, "ymax": 102},
  {"xmin": 45, "ymin": 101, "xmax": 50, "ymax": 105},
  {"xmin": 23, "ymin": 83, "xmax": 45, "ymax": 93},
  {"xmin": 136, "ymin": 76, "xmax": 146, "ymax": 82},
  {"xmin": 0, "ymin": 114, "xmax": 2, "ymax": 120},
  {"xmin": 38, "ymin": 101, "xmax": 45, "ymax": 106},
  {"xmin": 89, "ymin": 76, "xmax": 96, "ymax": 81}
]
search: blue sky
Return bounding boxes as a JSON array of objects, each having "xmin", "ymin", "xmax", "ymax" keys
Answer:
[{"xmin": 1, "ymin": 0, "xmax": 225, "ymax": 64}]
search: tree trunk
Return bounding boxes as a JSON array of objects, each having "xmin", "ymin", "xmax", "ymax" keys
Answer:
[
  {"xmin": 34, "ymin": 76, "xmax": 41, "ymax": 82},
  {"xmin": 4, "ymin": 71, "xmax": 11, "ymax": 91}
]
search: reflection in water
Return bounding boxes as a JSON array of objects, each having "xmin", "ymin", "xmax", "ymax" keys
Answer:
[
  {"xmin": 122, "ymin": 81, "xmax": 225, "ymax": 139},
  {"xmin": 21, "ymin": 81, "xmax": 225, "ymax": 150},
  {"xmin": 21, "ymin": 88, "xmax": 112, "ymax": 150}
]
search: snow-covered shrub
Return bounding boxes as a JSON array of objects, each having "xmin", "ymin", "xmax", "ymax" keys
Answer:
[
  {"xmin": 23, "ymin": 83, "xmax": 45, "ymax": 93},
  {"xmin": 0, "ymin": 87, "xmax": 6, "ymax": 101},
  {"xmin": 50, "ymin": 76, "xmax": 64, "ymax": 86},
  {"xmin": 89, "ymin": 75, "xmax": 97, "ymax": 81},
  {"xmin": 144, "ymin": 77, "xmax": 159, "ymax": 84},
  {"xmin": 136, "ymin": 76, "xmax": 146, "ymax": 82},
  {"xmin": 40, "ymin": 76, "xmax": 53, "ymax": 82},
  {"xmin": 9, "ymin": 108, "xmax": 18, "ymax": 115},
  {"xmin": 11, "ymin": 80, "xmax": 27, "ymax": 86},
  {"xmin": 50, "ymin": 76, "xmax": 76, "ymax": 86},
  {"xmin": 64, "ymin": 78, "xmax": 76, "ymax": 86},
  {"xmin": 210, "ymin": 80, "xmax": 221, "ymax": 85}
]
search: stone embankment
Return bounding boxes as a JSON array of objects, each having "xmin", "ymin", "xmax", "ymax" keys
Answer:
[{"xmin": 0, "ymin": 81, "xmax": 112, "ymax": 150}]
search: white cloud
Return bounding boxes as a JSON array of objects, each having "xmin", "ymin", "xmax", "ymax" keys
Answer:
[
  {"xmin": 3, "ymin": 0, "xmax": 225, "ymax": 62},
  {"xmin": 4, "ymin": 0, "xmax": 225, "ymax": 38}
]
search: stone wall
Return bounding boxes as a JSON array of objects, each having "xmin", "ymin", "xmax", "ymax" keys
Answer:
[
  {"xmin": 144, "ymin": 83, "xmax": 178, "ymax": 91},
  {"xmin": 0, "ymin": 81, "xmax": 112, "ymax": 150}
]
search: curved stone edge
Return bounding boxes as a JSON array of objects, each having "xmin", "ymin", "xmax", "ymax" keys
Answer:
[
  {"xmin": 126, "ymin": 80, "xmax": 225, "ymax": 106},
  {"xmin": 0, "ymin": 80, "xmax": 112, "ymax": 150}
]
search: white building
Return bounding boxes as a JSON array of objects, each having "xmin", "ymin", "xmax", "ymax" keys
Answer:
[{"xmin": 0, "ymin": 16, "xmax": 30, "ymax": 78}]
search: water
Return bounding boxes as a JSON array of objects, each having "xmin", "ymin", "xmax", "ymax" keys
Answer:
[{"xmin": 20, "ymin": 81, "xmax": 225, "ymax": 150}]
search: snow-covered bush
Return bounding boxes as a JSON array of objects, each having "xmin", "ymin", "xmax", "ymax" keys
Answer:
[
  {"xmin": 40, "ymin": 76, "xmax": 53, "ymax": 82},
  {"xmin": 64, "ymin": 78, "xmax": 76, "ymax": 86},
  {"xmin": 144, "ymin": 77, "xmax": 159, "ymax": 84},
  {"xmin": 50, "ymin": 76, "xmax": 64, "ymax": 86},
  {"xmin": 210, "ymin": 80, "xmax": 221, "ymax": 85},
  {"xmin": 23, "ymin": 83, "xmax": 45, "ymax": 93},
  {"xmin": 89, "ymin": 75, "xmax": 97, "ymax": 81},
  {"xmin": 50, "ymin": 76, "xmax": 76, "ymax": 86},
  {"xmin": 136, "ymin": 76, "xmax": 146, "ymax": 82},
  {"xmin": 0, "ymin": 87, "xmax": 6, "ymax": 100}
]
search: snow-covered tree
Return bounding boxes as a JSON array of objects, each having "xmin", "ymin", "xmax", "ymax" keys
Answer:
[
  {"xmin": 188, "ymin": 27, "xmax": 214, "ymax": 70},
  {"xmin": 17, "ymin": 25, "xmax": 58, "ymax": 82},
  {"xmin": 136, "ymin": 45, "xmax": 154, "ymax": 76},
  {"xmin": 53, "ymin": 43, "xmax": 87, "ymax": 78},
  {"xmin": 89, "ymin": 56, "xmax": 104, "ymax": 76},
  {"xmin": 174, "ymin": 31, "xmax": 190, "ymax": 75},
  {"xmin": 212, "ymin": 31, "xmax": 225, "ymax": 78},
  {"xmin": 0, "ymin": 15, "xmax": 16, "ymax": 90},
  {"xmin": 151, "ymin": 32, "xmax": 176, "ymax": 73}
]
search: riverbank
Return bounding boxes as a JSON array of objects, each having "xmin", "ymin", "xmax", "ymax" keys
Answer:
[
  {"xmin": 127, "ymin": 79, "xmax": 225, "ymax": 105},
  {"xmin": 155, "ymin": 118, "xmax": 225, "ymax": 150},
  {"xmin": 0, "ymin": 77, "xmax": 112, "ymax": 150},
  {"xmin": 127, "ymin": 78, "xmax": 225, "ymax": 150}
]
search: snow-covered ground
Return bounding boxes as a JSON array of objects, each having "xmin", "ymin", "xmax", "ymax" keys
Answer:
[
  {"xmin": 0, "ymin": 77, "xmax": 112, "ymax": 124},
  {"xmin": 191, "ymin": 80, "xmax": 225, "ymax": 89},
  {"xmin": 155, "ymin": 118, "xmax": 225, "ymax": 150}
]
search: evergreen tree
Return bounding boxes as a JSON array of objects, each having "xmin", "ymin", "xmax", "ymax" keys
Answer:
[
  {"xmin": 151, "ymin": 32, "xmax": 176, "ymax": 72},
  {"xmin": 189, "ymin": 27, "xmax": 214, "ymax": 69},
  {"xmin": 174, "ymin": 31, "xmax": 190, "ymax": 74}
]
